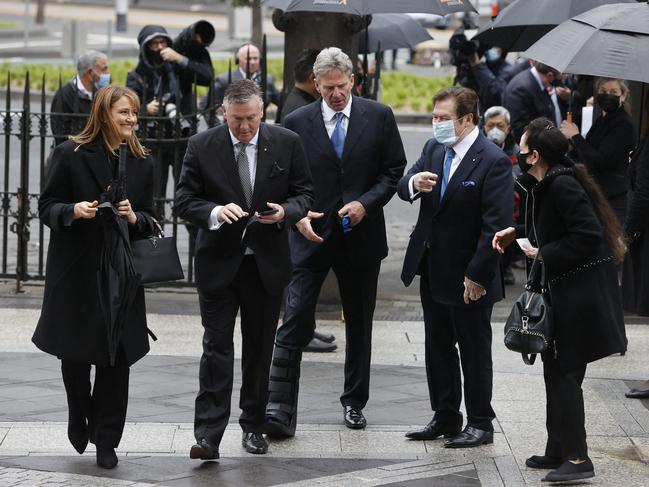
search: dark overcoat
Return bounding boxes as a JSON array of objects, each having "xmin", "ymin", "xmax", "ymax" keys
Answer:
[
  {"xmin": 32, "ymin": 140, "xmax": 154, "ymax": 366},
  {"xmin": 517, "ymin": 165, "xmax": 627, "ymax": 372},
  {"xmin": 623, "ymin": 137, "xmax": 649, "ymax": 315}
]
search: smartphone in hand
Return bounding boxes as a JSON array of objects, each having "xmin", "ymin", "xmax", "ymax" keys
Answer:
[{"xmin": 258, "ymin": 208, "xmax": 279, "ymax": 217}]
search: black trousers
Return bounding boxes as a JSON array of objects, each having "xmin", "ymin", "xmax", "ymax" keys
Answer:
[
  {"xmin": 543, "ymin": 356, "xmax": 588, "ymax": 460},
  {"xmin": 195, "ymin": 256, "xmax": 282, "ymax": 448},
  {"xmin": 60, "ymin": 357, "xmax": 130, "ymax": 449},
  {"xmin": 420, "ymin": 270, "xmax": 496, "ymax": 431},
  {"xmin": 275, "ymin": 259, "xmax": 381, "ymax": 409}
]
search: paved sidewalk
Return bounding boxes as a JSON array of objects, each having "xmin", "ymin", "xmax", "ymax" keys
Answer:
[{"xmin": 0, "ymin": 300, "xmax": 648, "ymax": 486}]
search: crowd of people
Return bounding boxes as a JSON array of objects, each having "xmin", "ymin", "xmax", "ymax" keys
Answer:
[{"xmin": 34, "ymin": 22, "xmax": 649, "ymax": 484}]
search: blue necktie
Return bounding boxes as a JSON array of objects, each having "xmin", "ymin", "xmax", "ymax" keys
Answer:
[
  {"xmin": 440, "ymin": 147, "xmax": 455, "ymax": 198},
  {"xmin": 331, "ymin": 112, "xmax": 345, "ymax": 160}
]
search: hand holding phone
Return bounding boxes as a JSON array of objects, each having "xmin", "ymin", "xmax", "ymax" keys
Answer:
[{"xmin": 257, "ymin": 208, "xmax": 279, "ymax": 217}]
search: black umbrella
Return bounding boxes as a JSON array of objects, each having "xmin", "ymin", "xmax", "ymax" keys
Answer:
[
  {"xmin": 359, "ymin": 13, "xmax": 433, "ymax": 53},
  {"xmin": 525, "ymin": 2, "xmax": 649, "ymax": 83},
  {"xmin": 263, "ymin": 0, "xmax": 477, "ymax": 15},
  {"xmin": 96, "ymin": 144, "xmax": 141, "ymax": 366},
  {"xmin": 473, "ymin": 0, "xmax": 637, "ymax": 52}
]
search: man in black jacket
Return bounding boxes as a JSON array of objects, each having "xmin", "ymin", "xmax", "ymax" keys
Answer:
[
  {"xmin": 50, "ymin": 50, "xmax": 110, "ymax": 146},
  {"xmin": 126, "ymin": 24, "xmax": 214, "ymax": 216},
  {"xmin": 278, "ymin": 48, "xmax": 320, "ymax": 124}
]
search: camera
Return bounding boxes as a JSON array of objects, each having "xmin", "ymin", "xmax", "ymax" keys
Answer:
[
  {"xmin": 164, "ymin": 102, "xmax": 177, "ymax": 119},
  {"xmin": 449, "ymin": 32, "xmax": 480, "ymax": 91}
]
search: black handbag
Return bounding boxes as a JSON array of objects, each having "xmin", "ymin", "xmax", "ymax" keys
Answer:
[
  {"xmin": 504, "ymin": 256, "xmax": 554, "ymax": 365},
  {"xmin": 131, "ymin": 218, "xmax": 184, "ymax": 284}
]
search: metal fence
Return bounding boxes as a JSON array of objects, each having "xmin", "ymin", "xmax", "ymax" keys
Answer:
[{"xmin": 1, "ymin": 71, "xmax": 221, "ymax": 291}]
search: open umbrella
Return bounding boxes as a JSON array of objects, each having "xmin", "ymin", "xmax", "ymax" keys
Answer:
[
  {"xmin": 96, "ymin": 144, "xmax": 141, "ymax": 366},
  {"xmin": 263, "ymin": 0, "xmax": 477, "ymax": 15},
  {"xmin": 359, "ymin": 13, "xmax": 433, "ymax": 53},
  {"xmin": 473, "ymin": 0, "xmax": 637, "ymax": 52},
  {"xmin": 525, "ymin": 2, "xmax": 649, "ymax": 83}
]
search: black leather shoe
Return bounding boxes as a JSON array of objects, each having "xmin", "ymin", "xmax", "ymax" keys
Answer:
[
  {"xmin": 96, "ymin": 447, "xmax": 118, "ymax": 469},
  {"xmin": 525, "ymin": 455, "xmax": 562, "ymax": 469},
  {"xmin": 313, "ymin": 330, "xmax": 335, "ymax": 343},
  {"xmin": 304, "ymin": 336, "xmax": 337, "ymax": 353},
  {"xmin": 405, "ymin": 419, "xmax": 461, "ymax": 440},
  {"xmin": 190, "ymin": 438, "xmax": 219, "ymax": 460},
  {"xmin": 67, "ymin": 411, "xmax": 88, "ymax": 454},
  {"xmin": 343, "ymin": 406, "xmax": 367, "ymax": 429},
  {"xmin": 625, "ymin": 388, "xmax": 649, "ymax": 399},
  {"xmin": 242, "ymin": 432, "xmax": 268, "ymax": 454},
  {"xmin": 542, "ymin": 458, "xmax": 594, "ymax": 482},
  {"xmin": 444, "ymin": 426, "xmax": 493, "ymax": 448}
]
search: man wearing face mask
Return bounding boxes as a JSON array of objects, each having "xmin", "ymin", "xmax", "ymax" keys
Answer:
[
  {"xmin": 469, "ymin": 47, "xmax": 528, "ymax": 112},
  {"xmin": 50, "ymin": 50, "xmax": 110, "ymax": 147},
  {"xmin": 504, "ymin": 61, "xmax": 571, "ymax": 141},
  {"xmin": 398, "ymin": 87, "xmax": 513, "ymax": 448},
  {"xmin": 560, "ymin": 77, "xmax": 636, "ymax": 225}
]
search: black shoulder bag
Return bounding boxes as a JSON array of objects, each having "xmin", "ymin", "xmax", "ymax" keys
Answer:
[
  {"xmin": 117, "ymin": 144, "xmax": 184, "ymax": 285},
  {"xmin": 504, "ymin": 254, "xmax": 554, "ymax": 365}
]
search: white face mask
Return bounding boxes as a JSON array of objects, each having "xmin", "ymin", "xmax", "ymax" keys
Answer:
[
  {"xmin": 433, "ymin": 119, "xmax": 458, "ymax": 146},
  {"xmin": 486, "ymin": 127, "xmax": 506, "ymax": 145}
]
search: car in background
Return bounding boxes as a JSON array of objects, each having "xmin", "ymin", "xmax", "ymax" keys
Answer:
[{"xmin": 406, "ymin": 13, "xmax": 453, "ymax": 29}]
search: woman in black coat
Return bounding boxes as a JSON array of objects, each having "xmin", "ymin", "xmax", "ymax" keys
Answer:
[
  {"xmin": 623, "ymin": 96, "xmax": 649, "ymax": 399},
  {"xmin": 33, "ymin": 85, "xmax": 154, "ymax": 469},
  {"xmin": 560, "ymin": 78, "xmax": 636, "ymax": 224},
  {"xmin": 493, "ymin": 118, "xmax": 626, "ymax": 483}
]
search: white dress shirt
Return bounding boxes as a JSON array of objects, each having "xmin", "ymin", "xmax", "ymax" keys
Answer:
[
  {"xmin": 321, "ymin": 97, "xmax": 352, "ymax": 138},
  {"xmin": 409, "ymin": 126, "xmax": 480, "ymax": 199},
  {"xmin": 208, "ymin": 129, "xmax": 259, "ymax": 231},
  {"xmin": 74, "ymin": 75, "xmax": 93, "ymax": 100},
  {"xmin": 530, "ymin": 66, "xmax": 563, "ymax": 128}
]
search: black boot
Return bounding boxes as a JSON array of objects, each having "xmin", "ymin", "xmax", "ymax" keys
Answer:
[{"xmin": 265, "ymin": 346, "xmax": 301, "ymax": 438}]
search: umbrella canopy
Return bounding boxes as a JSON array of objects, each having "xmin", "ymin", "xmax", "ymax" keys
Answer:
[
  {"xmin": 359, "ymin": 13, "xmax": 433, "ymax": 53},
  {"xmin": 263, "ymin": 0, "xmax": 477, "ymax": 16},
  {"xmin": 473, "ymin": 0, "xmax": 637, "ymax": 52},
  {"xmin": 525, "ymin": 2, "xmax": 649, "ymax": 83}
]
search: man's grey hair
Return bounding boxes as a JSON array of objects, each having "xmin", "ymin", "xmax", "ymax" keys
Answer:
[
  {"xmin": 313, "ymin": 47, "xmax": 353, "ymax": 79},
  {"xmin": 76, "ymin": 51, "xmax": 107, "ymax": 76},
  {"xmin": 484, "ymin": 105, "xmax": 511, "ymax": 124},
  {"xmin": 223, "ymin": 79, "xmax": 263, "ymax": 108}
]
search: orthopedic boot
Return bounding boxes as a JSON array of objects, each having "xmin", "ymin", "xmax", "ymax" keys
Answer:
[{"xmin": 265, "ymin": 346, "xmax": 302, "ymax": 438}]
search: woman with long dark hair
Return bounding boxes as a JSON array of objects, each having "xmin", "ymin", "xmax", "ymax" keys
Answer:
[
  {"xmin": 33, "ymin": 85, "xmax": 154, "ymax": 469},
  {"xmin": 493, "ymin": 118, "xmax": 626, "ymax": 482}
]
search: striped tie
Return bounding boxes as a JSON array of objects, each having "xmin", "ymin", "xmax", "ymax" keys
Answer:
[{"xmin": 236, "ymin": 143, "xmax": 253, "ymax": 208}]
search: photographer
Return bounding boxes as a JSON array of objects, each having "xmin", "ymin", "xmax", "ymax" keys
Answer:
[{"xmin": 126, "ymin": 23, "xmax": 214, "ymax": 217}]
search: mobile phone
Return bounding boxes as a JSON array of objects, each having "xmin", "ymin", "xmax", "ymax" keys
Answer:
[{"xmin": 258, "ymin": 208, "xmax": 279, "ymax": 217}]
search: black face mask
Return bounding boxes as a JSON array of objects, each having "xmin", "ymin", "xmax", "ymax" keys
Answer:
[
  {"xmin": 148, "ymin": 50, "xmax": 163, "ymax": 66},
  {"xmin": 596, "ymin": 93, "xmax": 621, "ymax": 113},
  {"xmin": 518, "ymin": 151, "xmax": 532, "ymax": 173}
]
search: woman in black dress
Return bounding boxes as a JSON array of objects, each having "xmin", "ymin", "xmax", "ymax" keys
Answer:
[
  {"xmin": 33, "ymin": 85, "xmax": 154, "ymax": 469},
  {"xmin": 560, "ymin": 77, "xmax": 636, "ymax": 225},
  {"xmin": 493, "ymin": 118, "xmax": 627, "ymax": 483}
]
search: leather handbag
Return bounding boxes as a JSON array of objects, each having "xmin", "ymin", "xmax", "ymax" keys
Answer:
[
  {"xmin": 504, "ymin": 256, "xmax": 554, "ymax": 365},
  {"xmin": 131, "ymin": 218, "xmax": 184, "ymax": 285}
]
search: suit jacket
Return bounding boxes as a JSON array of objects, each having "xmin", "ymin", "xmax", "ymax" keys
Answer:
[
  {"xmin": 33, "ymin": 141, "xmax": 154, "ymax": 366},
  {"xmin": 279, "ymin": 87, "xmax": 317, "ymax": 124},
  {"xmin": 504, "ymin": 69, "xmax": 567, "ymax": 141},
  {"xmin": 398, "ymin": 133, "xmax": 513, "ymax": 307},
  {"xmin": 283, "ymin": 96, "xmax": 407, "ymax": 267},
  {"xmin": 175, "ymin": 123, "xmax": 313, "ymax": 294}
]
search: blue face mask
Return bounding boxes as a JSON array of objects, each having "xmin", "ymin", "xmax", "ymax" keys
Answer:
[
  {"xmin": 433, "ymin": 119, "xmax": 459, "ymax": 146},
  {"xmin": 94, "ymin": 73, "xmax": 111, "ymax": 90},
  {"xmin": 485, "ymin": 48, "xmax": 501, "ymax": 63}
]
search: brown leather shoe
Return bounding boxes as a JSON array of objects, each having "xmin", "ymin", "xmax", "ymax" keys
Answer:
[{"xmin": 190, "ymin": 438, "xmax": 219, "ymax": 460}]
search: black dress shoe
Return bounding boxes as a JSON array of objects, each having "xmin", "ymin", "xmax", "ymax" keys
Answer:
[
  {"xmin": 405, "ymin": 419, "xmax": 461, "ymax": 440},
  {"xmin": 542, "ymin": 458, "xmax": 594, "ymax": 482},
  {"xmin": 67, "ymin": 411, "xmax": 88, "ymax": 454},
  {"xmin": 444, "ymin": 426, "xmax": 493, "ymax": 448},
  {"xmin": 304, "ymin": 337, "xmax": 337, "ymax": 353},
  {"xmin": 242, "ymin": 432, "xmax": 268, "ymax": 454},
  {"xmin": 313, "ymin": 330, "xmax": 336, "ymax": 343},
  {"xmin": 343, "ymin": 406, "xmax": 367, "ymax": 429},
  {"xmin": 96, "ymin": 446, "xmax": 118, "ymax": 469},
  {"xmin": 525, "ymin": 455, "xmax": 562, "ymax": 469},
  {"xmin": 625, "ymin": 388, "xmax": 649, "ymax": 399},
  {"xmin": 190, "ymin": 438, "xmax": 219, "ymax": 460}
]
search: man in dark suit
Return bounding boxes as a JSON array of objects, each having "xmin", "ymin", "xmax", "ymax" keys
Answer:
[
  {"xmin": 199, "ymin": 43, "xmax": 281, "ymax": 112},
  {"xmin": 398, "ymin": 87, "xmax": 513, "ymax": 448},
  {"xmin": 265, "ymin": 47, "xmax": 407, "ymax": 438},
  {"xmin": 504, "ymin": 61, "xmax": 570, "ymax": 141},
  {"xmin": 278, "ymin": 48, "xmax": 320, "ymax": 124},
  {"xmin": 175, "ymin": 80, "xmax": 313, "ymax": 459}
]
